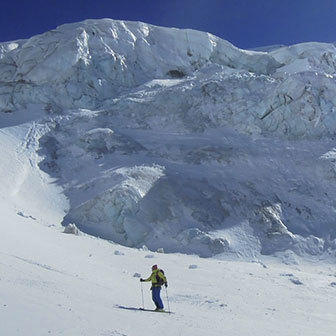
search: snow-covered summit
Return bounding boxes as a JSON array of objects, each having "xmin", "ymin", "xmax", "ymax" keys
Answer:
[
  {"xmin": 2, "ymin": 19, "xmax": 336, "ymax": 258},
  {"xmin": 0, "ymin": 19, "xmax": 281, "ymax": 111},
  {"xmin": 1, "ymin": 19, "xmax": 336, "ymax": 138}
]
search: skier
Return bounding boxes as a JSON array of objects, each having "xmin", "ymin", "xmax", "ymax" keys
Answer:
[{"xmin": 140, "ymin": 264, "xmax": 168, "ymax": 311}]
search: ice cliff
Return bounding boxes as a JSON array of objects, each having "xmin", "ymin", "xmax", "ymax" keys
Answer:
[{"xmin": 2, "ymin": 19, "xmax": 336, "ymax": 257}]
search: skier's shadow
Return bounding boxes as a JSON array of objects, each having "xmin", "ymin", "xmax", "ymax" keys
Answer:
[{"xmin": 115, "ymin": 304, "xmax": 140, "ymax": 311}]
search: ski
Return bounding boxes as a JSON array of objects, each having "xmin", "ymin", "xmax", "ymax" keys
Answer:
[
  {"xmin": 139, "ymin": 308, "xmax": 173, "ymax": 314},
  {"xmin": 116, "ymin": 305, "xmax": 173, "ymax": 314}
]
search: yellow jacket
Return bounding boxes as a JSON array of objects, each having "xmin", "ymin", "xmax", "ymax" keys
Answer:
[{"xmin": 143, "ymin": 269, "xmax": 167, "ymax": 287}]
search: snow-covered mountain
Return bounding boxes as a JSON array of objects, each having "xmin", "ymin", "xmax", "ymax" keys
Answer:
[
  {"xmin": 2, "ymin": 19, "xmax": 336, "ymax": 336},
  {"xmin": 2, "ymin": 19, "xmax": 336, "ymax": 258}
]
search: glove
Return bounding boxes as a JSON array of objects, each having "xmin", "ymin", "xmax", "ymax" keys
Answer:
[
  {"xmin": 164, "ymin": 282, "xmax": 168, "ymax": 288},
  {"xmin": 140, "ymin": 278, "xmax": 144, "ymax": 282}
]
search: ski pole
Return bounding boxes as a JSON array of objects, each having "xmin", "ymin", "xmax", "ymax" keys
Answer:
[
  {"xmin": 165, "ymin": 287, "xmax": 171, "ymax": 314},
  {"xmin": 141, "ymin": 281, "xmax": 145, "ymax": 309}
]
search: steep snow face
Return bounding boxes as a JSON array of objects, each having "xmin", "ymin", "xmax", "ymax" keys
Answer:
[
  {"xmin": 2, "ymin": 19, "xmax": 336, "ymax": 257},
  {"xmin": 43, "ymin": 110, "xmax": 336, "ymax": 257},
  {"xmin": 0, "ymin": 19, "xmax": 280, "ymax": 113},
  {"xmin": 1, "ymin": 19, "xmax": 336, "ymax": 138}
]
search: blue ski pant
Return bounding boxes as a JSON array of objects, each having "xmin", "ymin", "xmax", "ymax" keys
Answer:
[{"xmin": 151, "ymin": 286, "xmax": 164, "ymax": 309}]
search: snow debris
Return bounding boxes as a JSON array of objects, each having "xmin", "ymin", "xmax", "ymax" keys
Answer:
[
  {"xmin": 251, "ymin": 260, "xmax": 268, "ymax": 269},
  {"xmin": 289, "ymin": 277, "xmax": 304, "ymax": 285},
  {"xmin": 63, "ymin": 223, "xmax": 80, "ymax": 235},
  {"xmin": 188, "ymin": 264, "xmax": 198, "ymax": 269},
  {"xmin": 17, "ymin": 211, "xmax": 37, "ymax": 220},
  {"xmin": 280, "ymin": 272, "xmax": 303, "ymax": 285},
  {"xmin": 275, "ymin": 250, "xmax": 299, "ymax": 265}
]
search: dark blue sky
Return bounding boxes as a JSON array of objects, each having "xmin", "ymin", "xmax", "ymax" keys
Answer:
[{"xmin": 1, "ymin": 0, "xmax": 336, "ymax": 48}]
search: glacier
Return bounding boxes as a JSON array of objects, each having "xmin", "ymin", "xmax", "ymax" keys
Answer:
[{"xmin": 2, "ymin": 19, "xmax": 336, "ymax": 257}]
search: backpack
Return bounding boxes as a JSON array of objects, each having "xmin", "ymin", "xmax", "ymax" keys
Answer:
[{"xmin": 155, "ymin": 269, "xmax": 165, "ymax": 286}]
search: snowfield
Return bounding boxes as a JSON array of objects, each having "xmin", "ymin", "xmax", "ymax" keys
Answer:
[
  {"xmin": 1, "ymin": 19, "xmax": 336, "ymax": 335},
  {"xmin": 2, "ymin": 214, "xmax": 336, "ymax": 336}
]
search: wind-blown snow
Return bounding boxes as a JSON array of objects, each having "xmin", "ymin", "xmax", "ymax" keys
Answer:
[{"xmin": 2, "ymin": 19, "xmax": 336, "ymax": 258}]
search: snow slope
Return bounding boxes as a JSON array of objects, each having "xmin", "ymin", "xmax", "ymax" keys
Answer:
[
  {"xmin": 2, "ymin": 213, "xmax": 336, "ymax": 336},
  {"xmin": 1, "ymin": 117, "xmax": 336, "ymax": 335}
]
